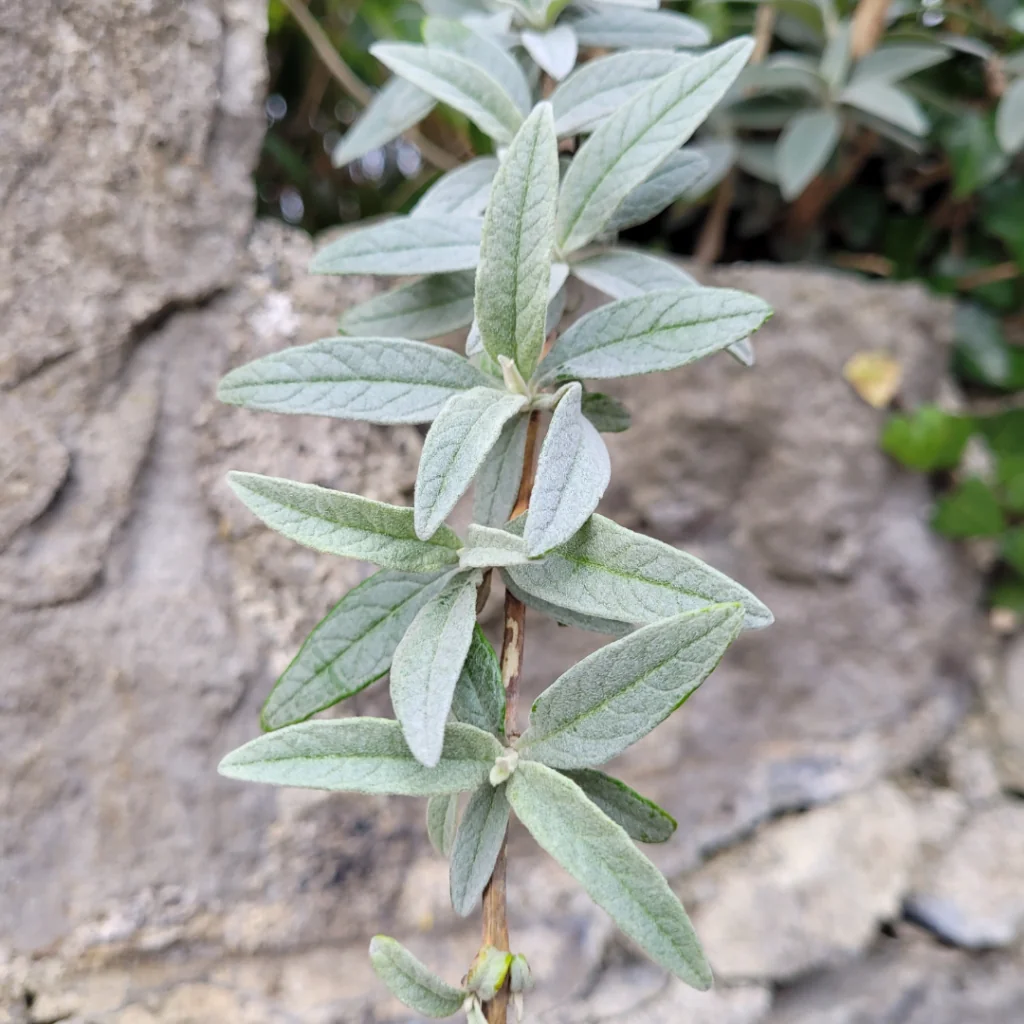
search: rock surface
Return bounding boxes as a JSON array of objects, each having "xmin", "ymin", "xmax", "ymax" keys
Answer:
[{"xmin": 3, "ymin": 1, "xmax": 1020, "ymax": 1022}]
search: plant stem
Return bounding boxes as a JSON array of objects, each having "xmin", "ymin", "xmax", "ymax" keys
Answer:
[{"xmin": 482, "ymin": 411, "xmax": 540, "ymax": 1024}]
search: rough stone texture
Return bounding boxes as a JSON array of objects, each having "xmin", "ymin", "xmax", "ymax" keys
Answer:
[
  {"xmin": 3, "ymin": 2, "xmax": 1017, "ymax": 1021},
  {"xmin": 984, "ymin": 632, "xmax": 1024, "ymax": 789}
]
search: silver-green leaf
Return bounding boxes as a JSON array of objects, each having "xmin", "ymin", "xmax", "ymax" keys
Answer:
[
  {"xmin": 504, "ymin": 513, "xmax": 772, "ymax": 629},
  {"xmin": 218, "ymin": 718, "xmax": 502, "ymax": 794},
  {"xmin": 570, "ymin": 248, "xmax": 696, "ymax": 300},
  {"xmin": 521, "ymin": 26, "xmax": 578, "ymax": 82},
  {"xmin": 526, "ymin": 383, "xmax": 610, "ymax": 556},
  {"xmin": 413, "ymin": 158, "xmax": 500, "ymax": 219},
  {"xmin": 607, "ymin": 149, "xmax": 710, "ymax": 233},
  {"xmin": 519, "ymin": 604, "xmax": 743, "ymax": 768},
  {"xmin": 451, "ymin": 625, "xmax": 505, "ymax": 736},
  {"xmin": 460, "ymin": 523, "xmax": 531, "ymax": 569},
  {"xmin": 219, "ymin": 337, "xmax": 493, "ymax": 424},
  {"xmin": 415, "ymin": 388, "xmax": 529, "ymax": 540},
  {"xmin": 776, "ymin": 109, "xmax": 842, "ymax": 201},
  {"xmin": 450, "ymin": 782, "xmax": 511, "ymax": 916},
  {"xmin": 371, "ymin": 42, "xmax": 524, "ymax": 143},
  {"xmin": 581, "ymin": 391, "xmax": 631, "ymax": 433},
  {"xmin": 427, "ymin": 794, "xmax": 460, "ymax": 857},
  {"xmin": 227, "ymin": 472, "xmax": 462, "ymax": 573},
  {"xmin": 473, "ymin": 414, "xmax": 530, "ymax": 528},
  {"xmin": 333, "ymin": 78, "xmax": 437, "ymax": 167},
  {"xmin": 850, "ymin": 43, "xmax": 950, "ymax": 84},
  {"xmin": 369, "ymin": 935, "xmax": 468, "ymax": 1017},
  {"xmin": 507, "ymin": 762, "xmax": 712, "ymax": 988},
  {"xmin": 390, "ymin": 571, "xmax": 482, "ymax": 767},
  {"xmin": 339, "ymin": 274, "xmax": 477, "ymax": 340},
  {"xmin": 568, "ymin": 8, "xmax": 711, "ymax": 50},
  {"xmin": 555, "ymin": 38, "xmax": 754, "ymax": 253},
  {"xmin": 539, "ymin": 287, "xmax": 772, "ymax": 382},
  {"xmin": 261, "ymin": 568, "xmax": 451, "ymax": 731},
  {"xmin": 997, "ymin": 78, "xmax": 1024, "ymax": 155},
  {"xmin": 561, "ymin": 769, "xmax": 676, "ymax": 843},
  {"xmin": 503, "ymin": 572, "xmax": 633, "ymax": 636},
  {"xmin": 475, "ymin": 103, "xmax": 559, "ymax": 379},
  {"xmin": 840, "ymin": 79, "xmax": 929, "ymax": 136},
  {"xmin": 310, "ymin": 216, "xmax": 482, "ymax": 276}
]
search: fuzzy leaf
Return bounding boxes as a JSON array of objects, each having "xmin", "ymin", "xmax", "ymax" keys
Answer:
[
  {"xmin": 218, "ymin": 337, "xmax": 493, "ymax": 424},
  {"xmin": 451, "ymin": 625, "xmax": 505, "ymax": 736},
  {"xmin": 218, "ymin": 718, "xmax": 502, "ymax": 794},
  {"xmin": 727, "ymin": 337, "xmax": 756, "ymax": 367},
  {"xmin": 503, "ymin": 572, "xmax": 633, "ymax": 636},
  {"xmin": 997, "ymin": 79, "xmax": 1024, "ymax": 155},
  {"xmin": 841, "ymin": 79, "xmax": 929, "ymax": 136},
  {"xmin": 475, "ymin": 103, "xmax": 560, "ymax": 379},
  {"xmin": 776, "ymin": 109, "xmax": 842, "ymax": 201},
  {"xmin": 460, "ymin": 523, "xmax": 531, "ymax": 568},
  {"xmin": 521, "ymin": 26, "xmax": 578, "ymax": 82},
  {"xmin": 424, "ymin": 18, "xmax": 532, "ymax": 115},
  {"xmin": 539, "ymin": 287, "xmax": 772, "ymax": 382},
  {"xmin": 416, "ymin": 389, "xmax": 529, "ymax": 540},
  {"xmin": 473, "ymin": 415, "xmax": 530, "ymax": 528},
  {"xmin": 369, "ymin": 935, "xmax": 468, "ymax": 1017},
  {"xmin": 310, "ymin": 216, "xmax": 482, "ymax": 276},
  {"xmin": 333, "ymin": 78, "xmax": 437, "ymax": 167},
  {"xmin": 561, "ymin": 769, "xmax": 676, "ymax": 843},
  {"xmin": 571, "ymin": 249, "xmax": 697, "ymax": 300},
  {"xmin": 371, "ymin": 42, "xmax": 523, "ymax": 143},
  {"xmin": 390, "ymin": 571, "xmax": 482, "ymax": 767},
  {"xmin": 581, "ymin": 392, "xmax": 631, "ymax": 433},
  {"xmin": 427, "ymin": 794, "xmax": 460, "ymax": 856},
  {"xmin": 261, "ymin": 568, "xmax": 451, "ymax": 731},
  {"xmin": 550, "ymin": 50, "xmax": 690, "ymax": 137},
  {"xmin": 507, "ymin": 762, "xmax": 712, "ymax": 988},
  {"xmin": 227, "ymin": 472, "xmax": 462, "ymax": 572},
  {"xmin": 526, "ymin": 384, "xmax": 611, "ymax": 556},
  {"xmin": 339, "ymin": 274, "xmax": 476, "ymax": 340},
  {"xmin": 413, "ymin": 158, "xmax": 500, "ymax": 218},
  {"xmin": 607, "ymin": 149, "xmax": 710, "ymax": 233},
  {"xmin": 519, "ymin": 604, "xmax": 742, "ymax": 768},
  {"xmin": 568, "ymin": 8, "xmax": 712, "ymax": 50},
  {"xmin": 556, "ymin": 38, "xmax": 754, "ymax": 252},
  {"xmin": 850, "ymin": 43, "xmax": 950, "ymax": 84},
  {"xmin": 450, "ymin": 783, "xmax": 511, "ymax": 916},
  {"xmin": 505, "ymin": 513, "xmax": 772, "ymax": 630}
]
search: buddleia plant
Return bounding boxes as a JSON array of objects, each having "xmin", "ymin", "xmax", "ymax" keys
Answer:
[{"xmin": 217, "ymin": 37, "xmax": 773, "ymax": 1024}]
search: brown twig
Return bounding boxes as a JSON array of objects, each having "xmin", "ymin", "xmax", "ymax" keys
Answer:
[
  {"xmin": 850, "ymin": 0, "xmax": 890, "ymax": 59},
  {"xmin": 752, "ymin": 4, "xmax": 777, "ymax": 64},
  {"xmin": 481, "ymin": 412, "xmax": 541, "ymax": 1024},
  {"xmin": 278, "ymin": 0, "xmax": 458, "ymax": 170},
  {"xmin": 956, "ymin": 262, "xmax": 1021, "ymax": 290},
  {"xmin": 695, "ymin": 170, "xmax": 735, "ymax": 266}
]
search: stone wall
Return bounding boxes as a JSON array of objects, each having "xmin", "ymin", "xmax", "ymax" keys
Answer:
[{"xmin": 3, "ymin": 3, "xmax": 1024, "ymax": 1022}]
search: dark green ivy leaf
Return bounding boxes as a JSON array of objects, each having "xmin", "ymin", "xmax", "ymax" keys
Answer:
[
  {"xmin": 933, "ymin": 478, "xmax": 1007, "ymax": 538},
  {"xmin": 881, "ymin": 406, "xmax": 973, "ymax": 473}
]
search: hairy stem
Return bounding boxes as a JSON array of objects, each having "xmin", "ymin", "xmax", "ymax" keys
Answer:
[{"xmin": 482, "ymin": 411, "xmax": 540, "ymax": 1024}]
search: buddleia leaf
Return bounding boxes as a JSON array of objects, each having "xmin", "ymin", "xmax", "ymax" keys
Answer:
[
  {"xmin": 526, "ymin": 384, "xmax": 611, "ymax": 556},
  {"xmin": 369, "ymin": 935, "xmax": 468, "ymax": 1017},
  {"xmin": 581, "ymin": 392, "xmax": 631, "ymax": 433},
  {"xmin": 841, "ymin": 79, "xmax": 929, "ymax": 136},
  {"xmin": 521, "ymin": 26, "xmax": 578, "ymax": 82},
  {"xmin": 997, "ymin": 78, "xmax": 1024, "ymax": 155},
  {"xmin": 473, "ymin": 415, "xmax": 530, "ymax": 528},
  {"xmin": 460, "ymin": 523, "xmax": 531, "ymax": 568},
  {"xmin": 390, "ymin": 571, "xmax": 482, "ymax": 767},
  {"xmin": 451, "ymin": 625, "xmax": 505, "ymax": 737},
  {"xmin": 310, "ymin": 216, "xmax": 482, "ymax": 276},
  {"xmin": 475, "ymin": 103, "xmax": 559, "ymax": 379},
  {"xmin": 570, "ymin": 249, "xmax": 696, "ymax": 301},
  {"xmin": 415, "ymin": 388, "xmax": 528, "ymax": 540},
  {"xmin": 218, "ymin": 718, "xmax": 502, "ymax": 794},
  {"xmin": 850, "ymin": 43, "xmax": 950, "ymax": 84},
  {"xmin": 227, "ymin": 472, "xmax": 462, "ymax": 573},
  {"xmin": 561, "ymin": 769, "xmax": 676, "ymax": 843},
  {"xmin": 556, "ymin": 38, "xmax": 754, "ymax": 252},
  {"xmin": 503, "ymin": 572, "xmax": 633, "ymax": 636},
  {"xmin": 607, "ymin": 149, "xmax": 710, "ymax": 233},
  {"xmin": 339, "ymin": 275, "xmax": 477, "ymax": 340},
  {"xmin": 507, "ymin": 762, "xmax": 712, "ymax": 988},
  {"xmin": 261, "ymin": 569, "xmax": 452, "ymax": 731},
  {"xmin": 568, "ymin": 8, "xmax": 712, "ymax": 50},
  {"xmin": 776, "ymin": 109, "xmax": 842, "ymax": 201},
  {"xmin": 333, "ymin": 78, "xmax": 437, "ymax": 167},
  {"xmin": 450, "ymin": 783, "xmax": 511, "ymax": 916},
  {"xmin": 218, "ymin": 337, "xmax": 493, "ymax": 424},
  {"xmin": 413, "ymin": 158, "xmax": 500, "ymax": 218},
  {"xmin": 519, "ymin": 604, "xmax": 743, "ymax": 768},
  {"xmin": 504, "ymin": 513, "xmax": 772, "ymax": 629},
  {"xmin": 539, "ymin": 288, "xmax": 772, "ymax": 382},
  {"xmin": 427, "ymin": 794, "xmax": 460, "ymax": 857}
]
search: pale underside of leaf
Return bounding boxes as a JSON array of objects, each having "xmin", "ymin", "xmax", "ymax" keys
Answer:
[
  {"xmin": 415, "ymin": 388, "xmax": 529, "ymax": 540},
  {"xmin": 571, "ymin": 248, "xmax": 697, "ymax": 301},
  {"xmin": 427, "ymin": 793, "xmax": 460, "ymax": 856},
  {"xmin": 607, "ymin": 149, "xmax": 710, "ymax": 233},
  {"xmin": 504, "ymin": 512, "xmax": 773, "ymax": 630},
  {"xmin": 390, "ymin": 571, "xmax": 482, "ymax": 767},
  {"xmin": 310, "ymin": 216, "xmax": 483, "ymax": 276},
  {"xmin": 369, "ymin": 935, "xmax": 468, "ymax": 1018},
  {"xmin": 521, "ymin": 26, "xmax": 578, "ymax": 83},
  {"xmin": 473, "ymin": 414, "xmax": 530, "ymax": 528},
  {"xmin": 413, "ymin": 158, "xmax": 500, "ymax": 218},
  {"xmin": 502, "ymin": 571, "xmax": 633, "ymax": 636},
  {"xmin": 339, "ymin": 274, "xmax": 477, "ymax": 340},
  {"xmin": 526, "ymin": 383, "xmax": 611, "ymax": 556},
  {"xmin": 460, "ymin": 523, "xmax": 531, "ymax": 568},
  {"xmin": 261, "ymin": 568, "xmax": 451, "ymax": 731},
  {"xmin": 519, "ymin": 603, "xmax": 743, "ymax": 768},
  {"xmin": 507, "ymin": 762, "xmax": 712, "ymax": 988},
  {"xmin": 561, "ymin": 768, "xmax": 677, "ymax": 843},
  {"xmin": 227, "ymin": 472, "xmax": 462, "ymax": 573},
  {"xmin": 451, "ymin": 625, "xmax": 506, "ymax": 736},
  {"xmin": 450, "ymin": 783, "xmax": 511, "ymax": 915},
  {"xmin": 333, "ymin": 78, "xmax": 437, "ymax": 167},
  {"xmin": 218, "ymin": 718, "xmax": 502, "ymax": 794},
  {"xmin": 539, "ymin": 287, "xmax": 772, "ymax": 382}
]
